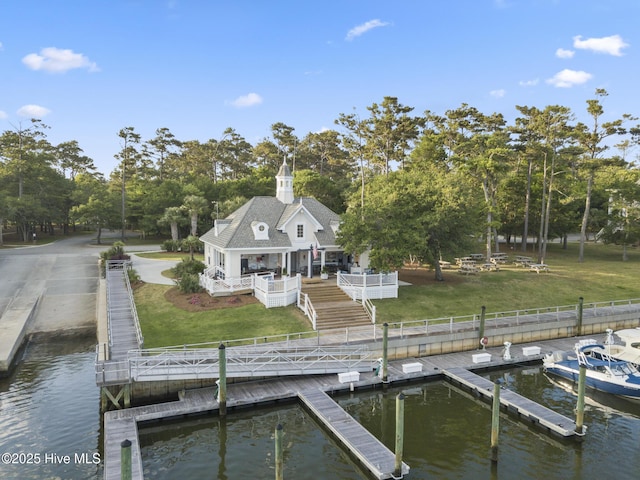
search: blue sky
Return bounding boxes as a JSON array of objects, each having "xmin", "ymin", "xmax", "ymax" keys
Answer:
[{"xmin": 1, "ymin": 0, "xmax": 639, "ymax": 174}]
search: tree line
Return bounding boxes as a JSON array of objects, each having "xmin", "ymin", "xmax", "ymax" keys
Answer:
[{"xmin": 1, "ymin": 91, "xmax": 639, "ymax": 278}]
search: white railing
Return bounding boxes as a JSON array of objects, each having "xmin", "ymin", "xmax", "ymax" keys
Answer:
[
  {"xmin": 105, "ymin": 260, "xmax": 143, "ymax": 349},
  {"xmin": 297, "ymin": 291, "xmax": 318, "ymax": 329},
  {"xmin": 337, "ymin": 271, "xmax": 398, "ymax": 300},
  {"xmin": 124, "ymin": 345, "xmax": 373, "ymax": 381},
  {"xmin": 254, "ymin": 274, "xmax": 301, "ymax": 308},
  {"xmin": 199, "ymin": 272, "xmax": 254, "ymax": 295}
]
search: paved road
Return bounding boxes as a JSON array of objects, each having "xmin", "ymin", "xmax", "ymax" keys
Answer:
[{"xmin": 0, "ymin": 233, "xmax": 104, "ymax": 334}]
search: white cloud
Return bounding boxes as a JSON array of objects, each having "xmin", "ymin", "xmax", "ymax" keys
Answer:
[
  {"xmin": 546, "ymin": 69, "xmax": 592, "ymax": 88},
  {"xmin": 0, "ymin": 42, "xmax": 4, "ymax": 51},
  {"xmin": 0, "ymin": 110, "xmax": 7, "ymax": 119},
  {"xmin": 22, "ymin": 47, "xmax": 99, "ymax": 73},
  {"xmin": 346, "ymin": 19, "xmax": 390, "ymax": 41},
  {"xmin": 556, "ymin": 48, "xmax": 574, "ymax": 59},
  {"xmin": 519, "ymin": 78, "xmax": 539, "ymax": 87},
  {"xmin": 229, "ymin": 93, "xmax": 263, "ymax": 108},
  {"xmin": 490, "ymin": 89, "xmax": 506, "ymax": 98},
  {"xmin": 17, "ymin": 104, "xmax": 51, "ymax": 118},
  {"xmin": 573, "ymin": 35, "xmax": 629, "ymax": 56}
]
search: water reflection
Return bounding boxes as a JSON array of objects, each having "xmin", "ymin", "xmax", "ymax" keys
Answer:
[
  {"xmin": 139, "ymin": 405, "xmax": 363, "ymax": 480},
  {"xmin": 0, "ymin": 337, "xmax": 101, "ymax": 480}
]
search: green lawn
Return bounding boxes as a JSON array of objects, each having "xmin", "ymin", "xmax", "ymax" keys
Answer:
[
  {"xmin": 135, "ymin": 241, "xmax": 640, "ymax": 348},
  {"xmin": 375, "ymin": 242, "xmax": 640, "ymax": 323},
  {"xmin": 135, "ymin": 284, "xmax": 310, "ymax": 348}
]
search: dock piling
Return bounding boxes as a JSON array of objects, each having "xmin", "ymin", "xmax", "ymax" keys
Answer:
[
  {"xmin": 219, "ymin": 343, "xmax": 227, "ymax": 416},
  {"xmin": 394, "ymin": 393, "xmax": 405, "ymax": 478},
  {"xmin": 577, "ymin": 297, "xmax": 584, "ymax": 336},
  {"xmin": 479, "ymin": 306, "xmax": 486, "ymax": 348},
  {"xmin": 491, "ymin": 383, "xmax": 500, "ymax": 462},
  {"xmin": 576, "ymin": 364, "xmax": 586, "ymax": 436},
  {"xmin": 382, "ymin": 323, "xmax": 389, "ymax": 383},
  {"xmin": 121, "ymin": 439, "xmax": 132, "ymax": 480},
  {"xmin": 275, "ymin": 423, "xmax": 283, "ymax": 480}
]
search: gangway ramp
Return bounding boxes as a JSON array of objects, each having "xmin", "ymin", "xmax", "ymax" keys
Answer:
[
  {"xmin": 125, "ymin": 345, "xmax": 375, "ymax": 382},
  {"xmin": 299, "ymin": 389, "xmax": 409, "ymax": 480},
  {"xmin": 443, "ymin": 367, "xmax": 577, "ymax": 437}
]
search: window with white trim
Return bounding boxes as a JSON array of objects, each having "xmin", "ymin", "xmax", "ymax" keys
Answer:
[{"xmin": 297, "ymin": 224, "xmax": 304, "ymax": 239}]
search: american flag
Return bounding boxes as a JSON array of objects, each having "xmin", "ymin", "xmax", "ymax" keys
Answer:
[{"xmin": 313, "ymin": 244, "xmax": 318, "ymax": 259}]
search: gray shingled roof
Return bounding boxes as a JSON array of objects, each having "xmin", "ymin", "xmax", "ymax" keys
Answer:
[{"xmin": 200, "ymin": 196, "xmax": 341, "ymax": 250}]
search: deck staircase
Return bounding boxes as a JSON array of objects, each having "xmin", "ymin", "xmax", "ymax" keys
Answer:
[{"xmin": 301, "ymin": 282, "xmax": 371, "ymax": 330}]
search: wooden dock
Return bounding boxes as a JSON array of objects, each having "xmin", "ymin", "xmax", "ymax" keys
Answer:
[
  {"xmin": 443, "ymin": 367, "xmax": 577, "ymax": 437},
  {"xmin": 102, "ymin": 337, "xmax": 594, "ymax": 479},
  {"xmin": 299, "ymin": 389, "xmax": 409, "ymax": 479}
]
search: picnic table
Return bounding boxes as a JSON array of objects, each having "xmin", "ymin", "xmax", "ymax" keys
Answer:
[
  {"xmin": 529, "ymin": 263, "xmax": 550, "ymax": 274},
  {"xmin": 514, "ymin": 256, "xmax": 533, "ymax": 267},
  {"xmin": 458, "ymin": 264, "xmax": 479, "ymax": 275},
  {"xmin": 480, "ymin": 262, "xmax": 500, "ymax": 272},
  {"xmin": 469, "ymin": 253, "xmax": 484, "ymax": 261},
  {"xmin": 439, "ymin": 260, "xmax": 452, "ymax": 269},
  {"xmin": 490, "ymin": 253, "xmax": 508, "ymax": 263}
]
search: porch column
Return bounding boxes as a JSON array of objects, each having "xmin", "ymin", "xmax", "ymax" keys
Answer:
[
  {"xmin": 307, "ymin": 251, "xmax": 312, "ymax": 278},
  {"xmin": 321, "ymin": 250, "xmax": 326, "ymax": 270}
]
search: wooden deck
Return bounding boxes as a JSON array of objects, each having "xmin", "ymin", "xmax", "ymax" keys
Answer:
[{"xmin": 299, "ymin": 389, "xmax": 409, "ymax": 479}]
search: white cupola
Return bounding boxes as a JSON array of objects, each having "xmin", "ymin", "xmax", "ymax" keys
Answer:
[{"xmin": 275, "ymin": 159, "xmax": 294, "ymax": 204}]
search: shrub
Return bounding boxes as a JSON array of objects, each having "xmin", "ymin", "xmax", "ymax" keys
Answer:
[
  {"xmin": 99, "ymin": 241, "xmax": 131, "ymax": 275},
  {"xmin": 176, "ymin": 273, "xmax": 203, "ymax": 293},
  {"xmin": 127, "ymin": 268, "xmax": 141, "ymax": 284},
  {"xmin": 171, "ymin": 258, "xmax": 206, "ymax": 278},
  {"xmin": 162, "ymin": 239, "xmax": 181, "ymax": 252}
]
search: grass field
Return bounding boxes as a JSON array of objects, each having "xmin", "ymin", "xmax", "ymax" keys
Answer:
[
  {"xmin": 135, "ymin": 241, "xmax": 640, "ymax": 348},
  {"xmin": 376, "ymin": 242, "xmax": 640, "ymax": 323}
]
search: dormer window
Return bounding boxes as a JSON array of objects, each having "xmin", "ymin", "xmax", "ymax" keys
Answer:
[{"xmin": 251, "ymin": 221, "xmax": 269, "ymax": 240}]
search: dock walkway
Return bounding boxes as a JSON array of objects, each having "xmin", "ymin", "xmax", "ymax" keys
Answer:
[
  {"xmin": 299, "ymin": 389, "xmax": 409, "ymax": 479},
  {"xmin": 443, "ymin": 367, "xmax": 576, "ymax": 437}
]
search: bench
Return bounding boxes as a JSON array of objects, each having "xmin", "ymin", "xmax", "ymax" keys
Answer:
[
  {"xmin": 439, "ymin": 260, "xmax": 451, "ymax": 269},
  {"xmin": 402, "ymin": 362, "xmax": 423, "ymax": 373}
]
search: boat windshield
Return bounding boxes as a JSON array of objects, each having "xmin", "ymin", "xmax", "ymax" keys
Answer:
[{"xmin": 611, "ymin": 363, "xmax": 636, "ymax": 376}]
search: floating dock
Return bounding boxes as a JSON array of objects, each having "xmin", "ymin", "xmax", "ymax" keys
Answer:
[
  {"xmin": 299, "ymin": 389, "xmax": 409, "ymax": 479},
  {"xmin": 443, "ymin": 367, "xmax": 577, "ymax": 437}
]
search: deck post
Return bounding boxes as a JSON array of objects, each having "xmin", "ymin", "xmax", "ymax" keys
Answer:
[
  {"xmin": 382, "ymin": 323, "xmax": 389, "ymax": 383},
  {"xmin": 219, "ymin": 343, "xmax": 227, "ymax": 416},
  {"xmin": 576, "ymin": 297, "xmax": 584, "ymax": 336},
  {"xmin": 576, "ymin": 364, "xmax": 586, "ymax": 436},
  {"xmin": 394, "ymin": 393, "xmax": 405, "ymax": 477},
  {"xmin": 121, "ymin": 439, "xmax": 132, "ymax": 480},
  {"xmin": 275, "ymin": 423, "xmax": 283, "ymax": 480},
  {"xmin": 491, "ymin": 382, "xmax": 500, "ymax": 462}
]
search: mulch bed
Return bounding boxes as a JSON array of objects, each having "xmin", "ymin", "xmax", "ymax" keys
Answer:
[{"xmin": 164, "ymin": 287, "xmax": 259, "ymax": 312}]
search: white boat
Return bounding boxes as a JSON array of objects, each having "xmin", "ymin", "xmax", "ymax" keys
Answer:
[
  {"xmin": 600, "ymin": 328, "xmax": 640, "ymax": 367},
  {"xmin": 543, "ymin": 340, "xmax": 640, "ymax": 401}
]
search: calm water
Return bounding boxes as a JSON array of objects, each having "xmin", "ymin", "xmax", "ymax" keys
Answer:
[
  {"xmin": 0, "ymin": 338, "xmax": 102, "ymax": 480},
  {"xmin": 3, "ymin": 341, "xmax": 640, "ymax": 479}
]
